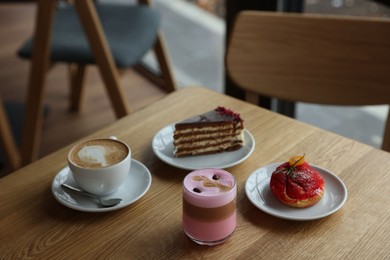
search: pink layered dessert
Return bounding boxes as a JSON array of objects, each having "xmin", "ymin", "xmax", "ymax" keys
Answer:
[{"xmin": 182, "ymin": 168, "xmax": 236, "ymax": 245}]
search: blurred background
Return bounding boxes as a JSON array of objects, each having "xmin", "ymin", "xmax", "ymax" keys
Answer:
[
  {"xmin": 0, "ymin": 0, "xmax": 389, "ymax": 175},
  {"xmin": 146, "ymin": 0, "xmax": 390, "ymax": 148}
]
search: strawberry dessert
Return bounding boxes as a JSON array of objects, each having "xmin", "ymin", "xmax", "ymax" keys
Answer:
[{"xmin": 270, "ymin": 155, "xmax": 325, "ymax": 208}]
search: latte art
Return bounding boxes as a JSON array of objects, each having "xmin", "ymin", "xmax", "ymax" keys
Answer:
[
  {"xmin": 69, "ymin": 139, "xmax": 128, "ymax": 169},
  {"xmin": 78, "ymin": 145, "xmax": 110, "ymax": 167}
]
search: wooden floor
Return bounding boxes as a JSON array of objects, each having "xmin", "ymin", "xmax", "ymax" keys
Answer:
[{"xmin": 0, "ymin": 3, "xmax": 167, "ymax": 175}]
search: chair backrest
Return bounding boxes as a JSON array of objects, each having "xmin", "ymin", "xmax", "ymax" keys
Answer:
[{"xmin": 226, "ymin": 11, "xmax": 390, "ymax": 152}]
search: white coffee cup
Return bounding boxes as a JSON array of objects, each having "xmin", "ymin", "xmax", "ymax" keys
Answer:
[{"xmin": 67, "ymin": 137, "xmax": 131, "ymax": 196}]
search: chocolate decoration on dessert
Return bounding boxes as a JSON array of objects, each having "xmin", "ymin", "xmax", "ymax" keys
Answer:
[
  {"xmin": 175, "ymin": 107, "xmax": 242, "ymax": 127},
  {"xmin": 192, "ymin": 175, "xmax": 232, "ymax": 192}
]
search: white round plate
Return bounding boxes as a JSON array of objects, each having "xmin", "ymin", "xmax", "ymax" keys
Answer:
[
  {"xmin": 245, "ymin": 162, "xmax": 347, "ymax": 221},
  {"xmin": 152, "ymin": 124, "xmax": 255, "ymax": 170},
  {"xmin": 52, "ymin": 159, "xmax": 152, "ymax": 212}
]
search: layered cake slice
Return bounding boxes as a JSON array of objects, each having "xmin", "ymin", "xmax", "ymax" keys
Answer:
[{"xmin": 173, "ymin": 107, "xmax": 244, "ymax": 157}]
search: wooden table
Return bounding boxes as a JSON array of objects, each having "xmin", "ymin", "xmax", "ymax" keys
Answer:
[{"xmin": 1, "ymin": 87, "xmax": 389, "ymax": 259}]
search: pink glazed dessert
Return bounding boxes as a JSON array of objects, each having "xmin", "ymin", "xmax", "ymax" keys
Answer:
[{"xmin": 182, "ymin": 168, "xmax": 237, "ymax": 245}]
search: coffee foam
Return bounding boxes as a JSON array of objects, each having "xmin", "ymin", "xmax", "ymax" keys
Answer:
[
  {"xmin": 70, "ymin": 139, "xmax": 128, "ymax": 169},
  {"xmin": 78, "ymin": 145, "xmax": 109, "ymax": 167}
]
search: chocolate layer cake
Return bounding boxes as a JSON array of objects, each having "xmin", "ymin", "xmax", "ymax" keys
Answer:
[{"xmin": 173, "ymin": 107, "xmax": 244, "ymax": 157}]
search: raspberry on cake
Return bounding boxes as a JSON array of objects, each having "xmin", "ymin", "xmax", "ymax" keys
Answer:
[
  {"xmin": 269, "ymin": 155, "xmax": 325, "ymax": 208},
  {"xmin": 173, "ymin": 107, "xmax": 244, "ymax": 157}
]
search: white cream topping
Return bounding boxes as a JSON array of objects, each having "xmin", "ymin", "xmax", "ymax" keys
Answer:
[{"xmin": 77, "ymin": 145, "xmax": 108, "ymax": 167}]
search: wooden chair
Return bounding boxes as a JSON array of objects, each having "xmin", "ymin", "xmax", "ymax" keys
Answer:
[
  {"xmin": 226, "ymin": 11, "xmax": 390, "ymax": 152},
  {"xmin": 17, "ymin": 0, "xmax": 176, "ymax": 165},
  {"xmin": 0, "ymin": 97, "xmax": 20, "ymax": 172}
]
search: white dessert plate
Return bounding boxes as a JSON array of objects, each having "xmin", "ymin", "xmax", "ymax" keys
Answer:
[
  {"xmin": 152, "ymin": 124, "xmax": 255, "ymax": 170},
  {"xmin": 52, "ymin": 159, "xmax": 152, "ymax": 212},
  {"xmin": 245, "ymin": 162, "xmax": 347, "ymax": 221}
]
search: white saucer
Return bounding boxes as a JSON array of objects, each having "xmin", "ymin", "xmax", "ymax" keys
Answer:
[
  {"xmin": 52, "ymin": 159, "xmax": 152, "ymax": 212},
  {"xmin": 152, "ymin": 124, "xmax": 255, "ymax": 170},
  {"xmin": 245, "ymin": 162, "xmax": 348, "ymax": 221}
]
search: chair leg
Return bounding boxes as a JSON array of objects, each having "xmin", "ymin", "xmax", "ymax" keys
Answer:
[
  {"xmin": 153, "ymin": 31, "xmax": 177, "ymax": 93},
  {"xmin": 137, "ymin": 0, "xmax": 177, "ymax": 92},
  {"xmin": 0, "ymin": 99, "xmax": 20, "ymax": 171},
  {"xmin": 69, "ymin": 63, "xmax": 87, "ymax": 112},
  {"xmin": 75, "ymin": 0, "xmax": 131, "ymax": 118},
  {"xmin": 21, "ymin": 0, "xmax": 57, "ymax": 165}
]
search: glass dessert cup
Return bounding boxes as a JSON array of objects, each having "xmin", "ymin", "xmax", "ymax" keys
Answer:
[{"xmin": 182, "ymin": 168, "xmax": 237, "ymax": 246}]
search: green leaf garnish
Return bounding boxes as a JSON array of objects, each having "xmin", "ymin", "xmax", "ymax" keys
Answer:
[{"xmin": 286, "ymin": 154, "xmax": 305, "ymax": 176}]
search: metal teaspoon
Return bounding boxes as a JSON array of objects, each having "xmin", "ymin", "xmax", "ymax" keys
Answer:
[{"xmin": 61, "ymin": 183, "xmax": 123, "ymax": 207}]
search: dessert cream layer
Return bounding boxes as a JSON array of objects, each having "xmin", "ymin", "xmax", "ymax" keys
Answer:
[
  {"xmin": 175, "ymin": 144, "xmax": 242, "ymax": 157},
  {"xmin": 174, "ymin": 123, "xmax": 243, "ymax": 134},
  {"xmin": 174, "ymin": 130, "xmax": 242, "ymax": 145},
  {"xmin": 175, "ymin": 133, "xmax": 243, "ymax": 149},
  {"xmin": 174, "ymin": 133, "xmax": 244, "ymax": 157}
]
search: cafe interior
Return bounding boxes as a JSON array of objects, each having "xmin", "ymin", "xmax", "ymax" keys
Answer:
[{"xmin": 0, "ymin": 0, "xmax": 389, "ymax": 259}]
